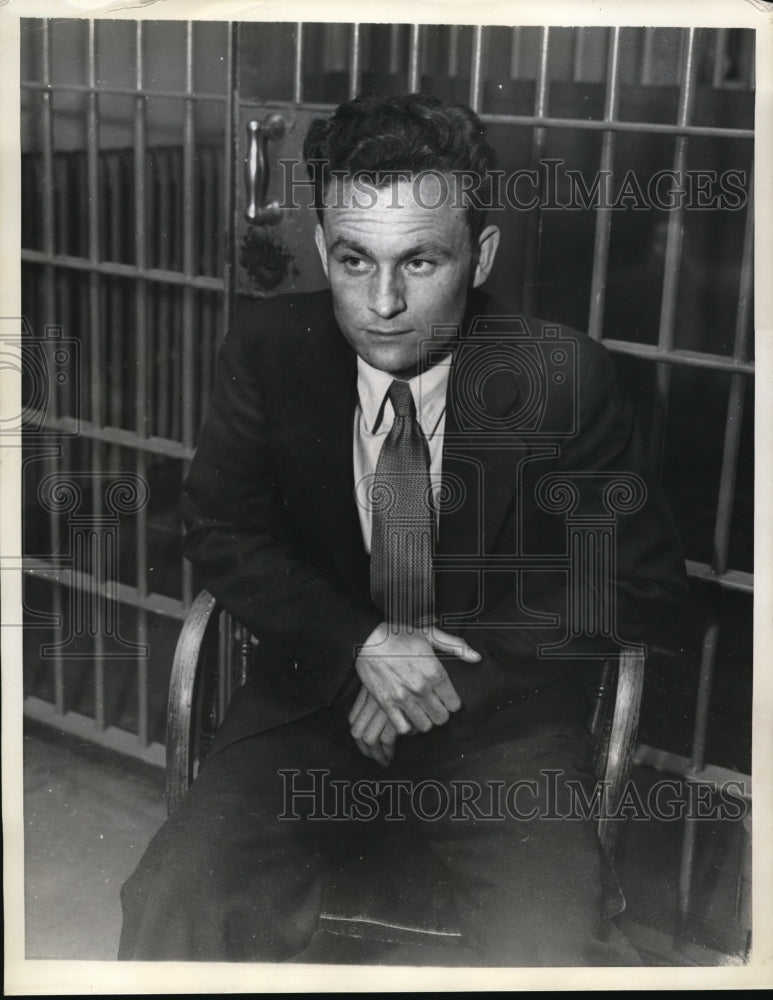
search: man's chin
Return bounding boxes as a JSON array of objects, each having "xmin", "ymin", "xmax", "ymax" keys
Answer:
[
  {"xmin": 364, "ymin": 345, "xmax": 452, "ymax": 379},
  {"xmin": 363, "ymin": 350, "xmax": 421, "ymax": 379}
]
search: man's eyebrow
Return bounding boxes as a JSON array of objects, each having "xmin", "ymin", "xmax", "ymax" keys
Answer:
[
  {"xmin": 329, "ymin": 238, "xmax": 373, "ymax": 257},
  {"xmin": 328, "ymin": 237, "xmax": 454, "ymax": 260},
  {"xmin": 398, "ymin": 242, "xmax": 453, "ymax": 261}
]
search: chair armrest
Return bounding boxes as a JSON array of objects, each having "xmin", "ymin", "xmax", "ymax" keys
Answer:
[
  {"xmin": 166, "ymin": 589, "xmax": 220, "ymax": 816},
  {"xmin": 597, "ymin": 647, "xmax": 646, "ymax": 856}
]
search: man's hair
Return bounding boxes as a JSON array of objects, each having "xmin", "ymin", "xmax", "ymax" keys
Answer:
[{"xmin": 303, "ymin": 92, "xmax": 497, "ymax": 242}]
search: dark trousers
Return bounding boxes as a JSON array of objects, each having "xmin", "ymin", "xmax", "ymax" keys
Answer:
[{"xmin": 118, "ymin": 696, "xmax": 636, "ymax": 965}]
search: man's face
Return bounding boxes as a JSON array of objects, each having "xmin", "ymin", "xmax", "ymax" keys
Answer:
[{"xmin": 314, "ymin": 174, "xmax": 499, "ymax": 379}]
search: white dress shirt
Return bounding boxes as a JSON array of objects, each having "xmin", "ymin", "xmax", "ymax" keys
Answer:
[{"xmin": 353, "ymin": 353, "xmax": 452, "ymax": 554}]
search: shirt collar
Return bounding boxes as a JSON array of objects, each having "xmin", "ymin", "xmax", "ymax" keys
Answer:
[{"xmin": 356, "ymin": 353, "xmax": 452, "ymax": 440}]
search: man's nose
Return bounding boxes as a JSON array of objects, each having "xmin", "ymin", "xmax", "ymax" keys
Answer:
[{"xmin": 369, "ymin": 269, "xmax": 406, "ymax": 319}]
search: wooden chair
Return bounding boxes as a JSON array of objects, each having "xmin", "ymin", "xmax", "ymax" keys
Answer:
[{"xmin": 167, "ymin": 589, "xmax": 645, "ymax": 951}]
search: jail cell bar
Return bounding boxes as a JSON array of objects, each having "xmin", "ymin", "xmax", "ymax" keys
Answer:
[
  {"xmin": 20, "ymin": 21, "xmax": 754, "ymax": 944},
  {"xmin": 21, "ymin": 20, "xmax": 234, "ymax": 766}
]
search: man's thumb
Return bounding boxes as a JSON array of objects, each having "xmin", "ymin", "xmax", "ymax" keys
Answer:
[{"xmin": 429, "ymin": 627, "xmax": 482, "ymax": 662}]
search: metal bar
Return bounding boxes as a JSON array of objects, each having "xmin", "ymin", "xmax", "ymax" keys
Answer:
[
  {"xmin": 447, "ymin": 25, "xmax": 459, "ymax": 78},
  {"xmin": 469, "ymin": 26, "xmax": 484, "ymax": 111},
  {"xmin": 24, "ymin": 559, "xmax": 188, "ymax": 620},
  {"xmin": 691, "ymin": 608, "xmax": 721, "ymax": 777},
  {"xmin": 198, "ymin": 147, "xmax": 215, "ymax": 413},
  {"xmin": 107, "ymin": 157, "xmax": 123, "ymax": 435},
  {"xmin": 684, "ymin": 560, "xmax": 753, "ymax": 594},
  {"xmin": 633, "ymin": 744, "xmax": 750, "ymax": 795},
  {"xmin": 509, "ymin": 27, "xmax": 521, "ymax": 80},
  {"xmin": 169, "ymin": 221, "xmax": 183, "ymax": 438},
  {"xmin": 641, "ymin": 27, "xmax": 656, "ymax": 85},
  {"xmin": 136, "ymin": 457, "xmax": 149, "ymax": 742},
  {"xmin": 388, "ymin": 24, "xmax": 400, "ymax": 77},
  {"xmin": 54, "ymin": 155, "xmax": 67, "ymax": 255},
  {"xmin": 85, "ymin": 19, "xmax": 106, "ymax": 731},
  {"xmin": 55, "ymin": 269, "xmax": 73, "ymax": 414},
  {"xmin": 181, "ymin": 22, "xmax": 196, "ymax": 608},
  {"xmin": 677, "ymin": 605, "xmax": 720, "ymax": 936},
  {"xmin": 713, "ymin": 28, "xmax": 728, "ymax": 88},
  {"xmin": 23, "ymin": 696, "xmax": 166, "ymax": 769},
  {"xmin": 86, "ymin": 24, "xmax": 102, "ymax": 429},
  {"xmin": 349, "ymin": 23, "xmax": 361, "ymax": 101},
  {"xmin": 600, "ymin": 339, "xmax": 754, "ymax": 375},
  {"xmin": 20, "ymin": 79, "xmax": 228, "ymax": 104},
  {"xmin": 200, "ymin": 291, "xmax": 213, "ymax": 425},
  {"xmin": 182, "ymin": 27, "xmax": 195, "ymax": 449},
  {"xmin": 293, "ymin": 22, "xmax": 303, "ymax": 104},
  {"xmin": 677, "ymin": 816, "xmax": 698, "ymax": 940},
  {"xmin": 40, "ymin": 19, "xmax": 65, "ymax": 718},
  {"xmin": 223, "ymin": 22, "xmax": 237, "ymax": 348},
  {"xmin": 26, "ymin": 81, "xmax": 749, "ymax": 138},
  {"xmin": 522, "ymin": 27, "xmax": 551, "ymax": 316},
  {"xmin": 534, "ymin": 28, "xmax": 551, "ymax": 119},
  {"xmin": 155, "ymin": 151, "xmax": 172, "ymax": 438},
  {"xmin": 587, "ymin": 27, "xmax": 621, "ymax": 341},
  {"xmin": 36, "ymin": 417, "xmax": 195, "ymax": 459},
  {"xmin": 573, "ymin": 27, "xmax": 586, "ymax": 82},
  {"xmin": 408, "ymin": 24, "xmax": 421, "ymax": 92},
  {"xmin": 201, "ymin": 148, "xmax": 214, "ymax": 277},
  {"xmin": 475, "ymin": 113, "xmax": 753, "ymax": 141},
  {"xmin": 648, "ymin": 27, "xmax": 700, "ymax": 471},
  {"xmin": 711, "ymin": 177, "xmax": 754, "ymax": 577},
  {"xmin": 134, "ymin": 20, "xmax": 150, "ymax": 748},
  {"xmin": 20, "ymin": 250, "xmax": 225, "ymax": 290}
]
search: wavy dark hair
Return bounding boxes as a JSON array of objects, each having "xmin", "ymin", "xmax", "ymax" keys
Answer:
[{"xmin": 302, "ymin": 92, "xmax": 497, "ymax": 242}]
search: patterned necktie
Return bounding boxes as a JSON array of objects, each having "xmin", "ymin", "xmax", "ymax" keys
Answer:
[{"xmin": 369, "ymin": 380, "xmax": 436, "ymax": 629}]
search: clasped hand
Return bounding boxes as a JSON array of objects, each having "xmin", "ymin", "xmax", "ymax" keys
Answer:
[{"xmin": 349, "ymin": 622, "xmax": 481, "ymax": 766}]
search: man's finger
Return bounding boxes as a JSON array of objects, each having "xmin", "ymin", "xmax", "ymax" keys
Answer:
[
  {"xmin": 432, "ymin": 674, "xmax": 463, "ymax": 713},
  {"xmin": 356, "ymin": 736, "xmax": 389, "ymax": 767},
  {"xmin": 348, "ymin": 684, "xmax": 369, "ymax": 725},
  {"xmin": 428, "ymin": 626, "xmax": 481, "ymax": 662},
  {"xmin": 383, "ymin": 703, "xmax": 413, "ymax": 735},
  {"xmin": 362, "ymin": 708, "xmax": 390, "ymax": 746},
  {"xmin": 380, "ymin": 721, "xmax": 398, "ymax": 748},
  {"xmin": 399, "ymin": 696, "xmax": 434, "ymax": 733},
  {"xmin": 418, "ymin": 689, "xmax": 451, "ymax": 726},
  {"xmin": 350, "ymin": 694, "xmax": 381, "ymax": 738}
]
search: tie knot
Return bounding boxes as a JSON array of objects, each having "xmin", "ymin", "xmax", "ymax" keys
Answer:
[{"xmin": 388, "ymin": 380, "xmax": 415, "ymax": 419}]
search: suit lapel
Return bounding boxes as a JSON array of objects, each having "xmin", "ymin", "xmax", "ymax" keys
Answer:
[
  {"xmin": 436, "ymin": 300, "xmax": 534, "ymax": 617},
  {"xmin": 293, "ymin": 307, "xmax": 371, "ymax": 597}
]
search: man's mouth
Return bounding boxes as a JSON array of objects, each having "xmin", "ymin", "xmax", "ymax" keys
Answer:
[{"xmin": 366, "ymin": 328, "xmax": 412, "ymax": 337}]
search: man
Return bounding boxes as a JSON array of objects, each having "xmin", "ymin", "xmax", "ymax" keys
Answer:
[{"xmin": 119, "ymin": 93, "xmax": 688, "ymax": 964}]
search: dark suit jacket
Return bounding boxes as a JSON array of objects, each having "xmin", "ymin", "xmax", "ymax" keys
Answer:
[{"xmin": 182, "ymin": 287, "xmax": 689, "ymax": 750}]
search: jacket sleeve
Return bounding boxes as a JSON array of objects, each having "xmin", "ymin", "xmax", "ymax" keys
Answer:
[
  {"xmin": 181, "ymin": 302, "xmax": 381, "ymax": 706},
  {"xmin": 455, "ymin": 332, "xmax": 690, "ymax": 690}
]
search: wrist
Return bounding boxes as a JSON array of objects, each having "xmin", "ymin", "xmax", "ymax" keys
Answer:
[{"xmin": 358, "ymin": 620, "xmax": 390, "ymax": 654}]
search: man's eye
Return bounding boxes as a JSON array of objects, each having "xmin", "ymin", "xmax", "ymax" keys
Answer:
[
  {"xmin": 341, "ymin": 256, "xmax": 369, "ymax": 271},
  {"xmin": 405, "ymin": 259, "xmax": 434, "ymax": 273}
]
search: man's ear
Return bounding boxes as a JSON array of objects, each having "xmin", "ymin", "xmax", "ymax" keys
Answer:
[
  {"xmin": 471, "ymin": 225, "xmax": 501, "ymax": 288},
  {"xmin": 314, "ymin": 223, "xmax": 329, "ymax": 280}
]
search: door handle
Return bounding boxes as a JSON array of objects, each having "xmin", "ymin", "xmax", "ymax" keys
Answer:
[{"xmin": 244, "ymin": 114, "xmax": 288, "ymax": 225}]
